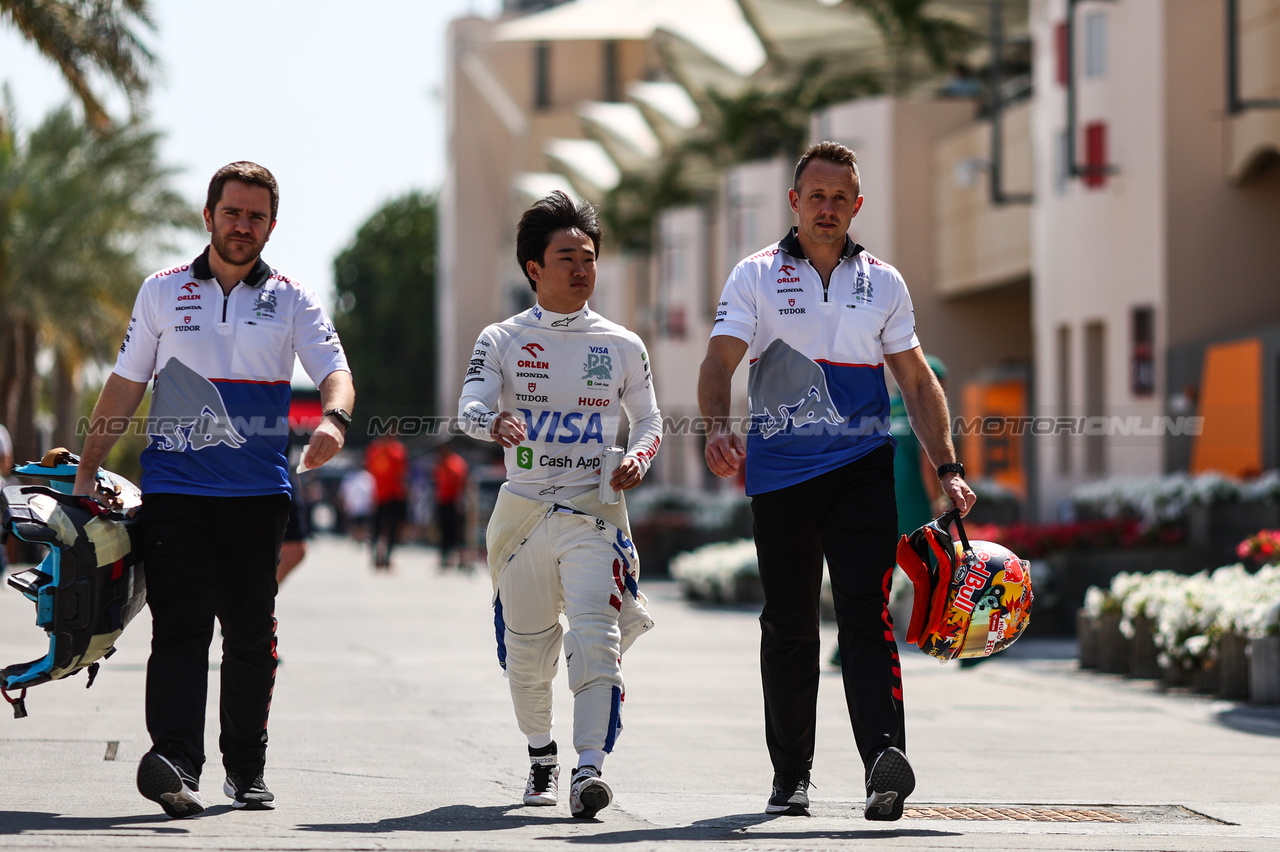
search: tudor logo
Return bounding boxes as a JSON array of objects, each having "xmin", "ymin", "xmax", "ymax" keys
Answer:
[
  {"xmin": 522, "ymin": 342, "xmax": 545, "ymax": 357},
  {"xmin": 528, "ymin": 382, "xmax": 537, "ymax": 393},
  {"xmin": 184, "ymin": 315, "xmax": 191, "ymax": 323},
  {"xmin": 788, "ymin": 299, "xmax": 795, "ymax": 307},
  {"xmin": 779, "ymin": 264, "xmax": 795, "ymax": 275},
  {"xmin": 181, "ymin": 282, "xmax": 198, "ymax": 293}
]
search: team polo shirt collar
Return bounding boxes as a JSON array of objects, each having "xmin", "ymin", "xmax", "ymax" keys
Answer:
[
  {"xmin": 777, "ymin": 227, "xmax": 863, "ymax": 263},
  {"xmin": 525, "ymin": 302, "xmax": 591, "ymax": 331},
  {"xmin": 190, "ymin": 246, "xmax": 272, "ymax": 288}
]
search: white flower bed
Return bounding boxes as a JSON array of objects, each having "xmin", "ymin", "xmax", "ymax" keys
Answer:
[
  {"xmin": 1070, "ymin": 471, "xmax": 1280, "ymax": 524},
  {"xmin": 1087, "ymin": 564, "xmax": 1280, "ymax": 669},
  {"xmin": 669, "ymin": 539, "xmax": 759, "ymax": 601}
]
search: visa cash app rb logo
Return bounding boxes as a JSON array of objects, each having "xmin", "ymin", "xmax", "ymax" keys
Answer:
[{"xmin": 516, "ymin": 446, "xmax": 533, "ymax": 469}]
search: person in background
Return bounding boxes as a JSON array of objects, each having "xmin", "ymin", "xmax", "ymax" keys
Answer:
[
  {"xmin": 276, "ymin": 463, "xmax": 310, "ymax": 585},
  {"xmin": 340, "ymin": 467, "xmax": 375, "ymax": 543},
  {"xmin": 365, "ymin": 431, "xmax": 408, "ymax": 570},
  {"xmin": 432, "ymin": 442, "xmax": 470, "ymax": 571},
  {"xmin": 892, "ymin": 355, "xmax": 950, "ymax": 537}
]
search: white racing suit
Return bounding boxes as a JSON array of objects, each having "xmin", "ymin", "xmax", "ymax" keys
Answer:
[{"xmin": 459, "ymin": 302, "xmax": 661, "ymax": 756}]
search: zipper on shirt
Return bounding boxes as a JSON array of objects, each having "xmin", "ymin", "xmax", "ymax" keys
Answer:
[{"xmin": 219, "ymin": 283, "xmax": 239, "ymax": 324}]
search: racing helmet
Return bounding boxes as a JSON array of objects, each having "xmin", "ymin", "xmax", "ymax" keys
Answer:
[{"xmin": 896, "ymin": 509, "xmax": 1033, "ymax": 661}]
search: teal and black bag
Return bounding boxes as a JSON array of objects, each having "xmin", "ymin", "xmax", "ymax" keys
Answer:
[{"xmin": 1, "ymin": 450, "xmax": 145, "ymax": 717}]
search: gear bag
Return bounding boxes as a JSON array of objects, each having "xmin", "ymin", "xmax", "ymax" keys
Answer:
[{"xmin": 0, "ymin": 450, "xmax": 145, "ymax": 717}]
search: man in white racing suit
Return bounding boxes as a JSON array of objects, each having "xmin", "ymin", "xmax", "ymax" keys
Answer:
[{"xmin": 459, "ymin": 192, "xmax": 661, "ymax": 819}]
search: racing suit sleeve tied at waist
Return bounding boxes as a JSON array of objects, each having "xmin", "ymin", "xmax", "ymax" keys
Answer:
[{"xmin": 486, "ymin": 484, "xmax": 653, "ymax": 654}]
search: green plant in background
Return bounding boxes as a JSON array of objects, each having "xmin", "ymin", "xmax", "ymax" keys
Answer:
[
  {"xmin": 331, "ymin": 191, "xmax": 439, "ymax": 436},
  {"xmin": 1, "ymin": 0, "xmax": 156, "ymax": 130},
  {"xmin": 0, "ymin": 102, "xmax": 197, "ymax": 462}
]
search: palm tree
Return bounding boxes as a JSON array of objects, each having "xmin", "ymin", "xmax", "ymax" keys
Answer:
[
  {"xmin": 840, "ymin": 0, "xmax": 979, "ymax": 95},
  {"xmin": 1, "ymin": 0, "xmax": 156, "ymax": 129},
  {"xmin": 0, "ymin": 102, "xmax": 198, "ymax": 462}
]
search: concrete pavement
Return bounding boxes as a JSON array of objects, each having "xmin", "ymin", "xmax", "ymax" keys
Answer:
[{"xmin": 1, "ymin": 534, "xmax": 1278, "ymax": 851}]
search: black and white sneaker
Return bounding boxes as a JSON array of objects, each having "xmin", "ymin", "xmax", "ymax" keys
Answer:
[
  {"xmin": 766, "ymin": 770, "xmax": 811, "ymax": 816},
  {"xmin": 223, "ymin": 771, "xmax": 275, "ymax": 810},
  {"xmin": 524, "ymin": 742, "xmax": 559, "ymax": 806},
  {"xmin": 865, "ymin": 747, "xmax": 914, "ymax": 821},
  {"xmin": 137, "ymin": 752, "xmax": 205, "ymax": 819},
  {"xmin": 569, "ymin": 765, "xmax": 612, "ymax": 819}
]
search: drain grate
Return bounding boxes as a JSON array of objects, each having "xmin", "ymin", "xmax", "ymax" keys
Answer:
[{"xmin": 905, "ymin": 806, "xmax": 1131, "ymax": 822}]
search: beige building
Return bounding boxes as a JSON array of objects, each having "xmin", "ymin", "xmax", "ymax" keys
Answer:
[{"xmin": 1030, "ymin": 0, "xmax": 1280, "ymax": 516}]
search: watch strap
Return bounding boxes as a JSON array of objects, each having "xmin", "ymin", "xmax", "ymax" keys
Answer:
[{"xmin": 937, "ymin": 462, "xmax": 965, "ymax": 480}]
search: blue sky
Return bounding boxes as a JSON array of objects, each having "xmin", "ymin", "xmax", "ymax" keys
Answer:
[{"xmin": 0, "ymin": 0, "xmax": 502, "ymax": 310}]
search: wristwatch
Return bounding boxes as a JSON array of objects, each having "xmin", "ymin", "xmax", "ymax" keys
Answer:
[
  {"xmin": 936, "ymin": 462, "xmax": 965, "ymax": 480},
  {"xmin": 323, "ymin": 408, "xmax": 352, "ymax": 431}
]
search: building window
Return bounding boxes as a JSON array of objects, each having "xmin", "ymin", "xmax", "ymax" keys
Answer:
[
  {"xmin": 1084, "ymin": 320, "xmax": 1106, "ymax": 474},
  {"xmin": 534, "ymin": 42, "xmax": 551, "ymax": 111},
  {"xmin": 1084, "ymin": 11, "xmax": 1107, "ymax": 79},
  {"xmin": 1057, "ymin": 324, "xmax": 1072, "ymax": 475},
  {"xmin": 1131, "ymin": 306, "xmax": 1155, "ymax": 397},
  {"xmin": 602, "ymin": 41, "xmax": 620, "ymax": 102},
  {"xmin": 1084, "ymin": 121, "xmax": 1108, "ymax": 189},
  {"xmin": 1055, "ymin": 21, "xmax": 1068, "ymax": 87},
  {"xmin": 1055, "ymin": 130, "xmax": 1070, "ymax": 195}
]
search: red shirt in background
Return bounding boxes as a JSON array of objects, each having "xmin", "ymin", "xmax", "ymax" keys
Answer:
[
  {"xmin": 433, "ymin": 451, "xmax": 469, "ymax": 504},
  {"xmin": 365, "ymin": 438, "xmax": 408, "ymax": 504}
]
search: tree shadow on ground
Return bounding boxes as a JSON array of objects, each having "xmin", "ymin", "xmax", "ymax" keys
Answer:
[{"xmin": 1215, "ymin": 704, "xmax": 1280, "ymax": 738}]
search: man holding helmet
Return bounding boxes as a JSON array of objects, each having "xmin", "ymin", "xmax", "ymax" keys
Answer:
[{"xmin": 697, "ymin": 142, "xmax": 975, "ymax": 820}]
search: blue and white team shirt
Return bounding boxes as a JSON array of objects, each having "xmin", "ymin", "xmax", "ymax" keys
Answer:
[
  {"xmin": 712, "ymin": 228, "xmax": 919, "ymax": 496},
  {"xmin": 459, "ymin": 303, "xmax": 662, "ymax": 502},
  {"xmin": 114, "ymin": 248, "xmax": 349, "ymax": 497}
]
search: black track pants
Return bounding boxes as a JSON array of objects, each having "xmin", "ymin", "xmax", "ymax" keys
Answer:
[
  {"xmin": 141, "ymin": 492, "xmax": 289, "ymax": 778},
  {"xmin": 750, "ymin": 443, "xmax": 904, "ymax": 777}
]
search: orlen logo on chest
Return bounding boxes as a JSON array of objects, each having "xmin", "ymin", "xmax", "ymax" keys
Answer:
[
  {"xmin": 777, "ymin": 263, "xmax": 799, "ymax": 284},
  {"xmin": 178, "ymin": 282, "xmax": 201, "ymax": 302}
]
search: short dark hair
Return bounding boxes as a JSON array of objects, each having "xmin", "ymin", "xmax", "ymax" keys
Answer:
[
  {"xmin": 206, "ymin": 161, "xmax": 280, "ymax": 222},
  {"xmin": 793, "ymin": 142, "xmax": 860, "ymax": 196},
  {"xmin": 515, "ymin": 191, "xmax": 602, "ymax": 291}
]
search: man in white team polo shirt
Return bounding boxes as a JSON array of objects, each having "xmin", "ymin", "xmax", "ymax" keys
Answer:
[
  {"xmin": 75, "ymin": 162, "xmax": 355, "ymax": 818},
  {"xmin": 698, "ymin": 142, "xmax": 976, "ymax": 821}
]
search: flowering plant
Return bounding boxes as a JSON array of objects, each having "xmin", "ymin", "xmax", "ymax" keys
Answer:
[
  {"xmin": 1236, "ymin": 529, "xmax": 1280, "ymax": 567},
  {"xmin": 1072, "ymin": 470, "xmax": 1280, "ymax": 525},
  {"xmin": 965, "ymin": 518, "xmax": 1183, "ymax": 560}
]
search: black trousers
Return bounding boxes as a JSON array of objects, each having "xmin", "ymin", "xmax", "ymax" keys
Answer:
[
  {"xmin": 750, "ymin": 443, "xmax": 904, "ymax": 777},
  {"xmin": 141, "ymin": 492, "xmax": 290, "ymax": 778},
  {"xmin": 372, "ymin": 498, "xmax": 406, "ymax": 559}
]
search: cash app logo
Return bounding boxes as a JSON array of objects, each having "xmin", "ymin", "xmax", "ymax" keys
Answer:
[{"xmin": 516, "ymin": 446, "xmax": 533, "ymax": 469}]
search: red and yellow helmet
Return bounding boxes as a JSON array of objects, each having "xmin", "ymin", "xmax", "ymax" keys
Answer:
[{"xmin": 896, "ymin": 510, "xmax": 1033, "ymax": 661}]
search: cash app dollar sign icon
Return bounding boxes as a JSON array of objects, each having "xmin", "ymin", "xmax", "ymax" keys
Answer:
[{"xmin": 516, "ymin": 446, "xmax": 533, "ymax": 469}]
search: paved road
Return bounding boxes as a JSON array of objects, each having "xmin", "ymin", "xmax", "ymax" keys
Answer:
[{"xmin": 1, "ymin": 534, "xmax": 1278, "ymax": 851}]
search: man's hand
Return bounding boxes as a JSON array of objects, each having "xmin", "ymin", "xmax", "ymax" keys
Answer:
[
  {"xmin": 489, "ymin": 411, "xmax": 528, "ymax": 448},
  {"xmin": 941, "ymin": 472, "xmax": 977, "ymax": 517},
  {"xmin": 705, "ymin": 431, "xmax": 746, "ymax": 479},
  {"xmin": 299, "ymin": 419, "xmax": 346, "ymax": 470},
  {"xmin": 607, "ymin": 457, "xmax": 645, "ymax": 493}
]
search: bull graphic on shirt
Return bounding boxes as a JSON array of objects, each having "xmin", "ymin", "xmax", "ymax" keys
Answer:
[
  {"xmin": 748, "ymin": 338, "xmax": 845, "ymax": 439},
  {"xmin": 147, "ymin": 357, "xmax": 247, "ymax": 452},
  {"xmin": 253, "ymin": 289, "xmax": 278, "ymax": 317}
]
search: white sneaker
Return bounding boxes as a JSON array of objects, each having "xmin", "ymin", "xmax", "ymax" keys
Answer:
[
  {"xmin": 569, "ymin": 765, "xmax": 613, "ymax": 819},
  {"xmin": 523, "ymin": 751, "xmax": 559, "ymax": 806}
]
